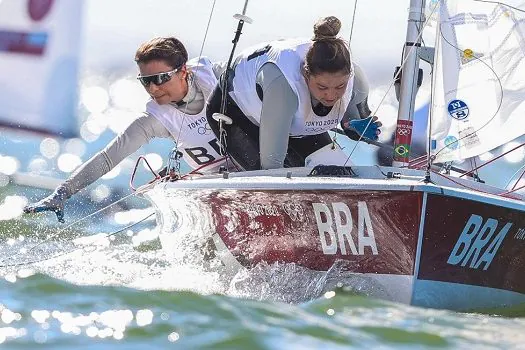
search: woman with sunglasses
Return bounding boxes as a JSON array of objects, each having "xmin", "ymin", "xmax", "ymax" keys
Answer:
[
  {"xmin": 207, "ymin": 16, "xmax": 381, "ymax": 170},
  {"xmin": 24, "ymin": 37, "xmax": 225, "ymax": 223}
]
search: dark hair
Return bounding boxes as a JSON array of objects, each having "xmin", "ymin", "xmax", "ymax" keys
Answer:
[
  {"xmin": 134, "ymin": 37, "xmax": 188, "ymax": 69},
  {"xmin": 304, "ymin": 16, "xmax": 352, "ymax": 76}
]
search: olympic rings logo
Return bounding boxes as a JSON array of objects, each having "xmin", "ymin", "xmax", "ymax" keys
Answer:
[
  {"xmin": 397, "ymin": 128, "xmax": 411, "ymax": 136},
  {"xmin": 305, "ymin": 127, "xmax": 325, "ymax": 133},
  {"xmin": 282, "ymin": 202, "xmax": 305, "ymax": 222},
  {"xmin": 197, "ymin": 123, "xmax": 213, "ymax": 135}
]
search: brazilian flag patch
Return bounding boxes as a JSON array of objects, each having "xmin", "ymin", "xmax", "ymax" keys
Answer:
[{"xmin": 395, "ymin": 144, "xmax": 410, "ymax": 157}]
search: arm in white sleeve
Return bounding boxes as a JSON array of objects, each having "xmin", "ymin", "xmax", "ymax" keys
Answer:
[
  {"xmin": 61, "ymin": 113, "xmax": 171, "ymax": 196},
  {"xmin": 258, "ymin": 62, "xmax": 299, "ymax": 169}
]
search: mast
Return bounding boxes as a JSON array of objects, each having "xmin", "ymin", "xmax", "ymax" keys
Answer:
[{"xmin": 392, "ymin": 0, "xmax": 427, "ymax": 167}]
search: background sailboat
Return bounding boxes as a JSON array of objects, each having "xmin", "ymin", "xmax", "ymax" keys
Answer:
[{"xmin": 0, "ymin": 0, "xmax": 83, "ymax": 137}]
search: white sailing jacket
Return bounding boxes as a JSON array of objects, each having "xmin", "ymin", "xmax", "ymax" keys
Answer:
[{"xmin": 230, "ymin": 38, "xmax": 354, "ymax": 136}]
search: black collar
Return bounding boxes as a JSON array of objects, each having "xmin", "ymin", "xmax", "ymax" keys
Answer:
[{"xmin": 313, "ymin": 102, "xmax": 333, "ymax": 116}]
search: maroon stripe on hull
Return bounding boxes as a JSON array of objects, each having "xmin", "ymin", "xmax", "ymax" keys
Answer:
[
  {"xmin": 208, "ymin": 190, "xmax": 422, "ymax": 274},
  {"xmin": 418, "ymin": 194, "xmax": 525, "ymax": 294}
]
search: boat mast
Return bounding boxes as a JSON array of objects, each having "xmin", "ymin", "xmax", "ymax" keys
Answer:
[{"xmin": 392, "ymin": 0, "xmax": 427, "ymax": 167}]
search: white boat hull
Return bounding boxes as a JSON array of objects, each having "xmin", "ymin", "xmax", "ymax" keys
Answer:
[{"xmin": 143, "ymin": 166, "xmax": 525, "ymax": 311}]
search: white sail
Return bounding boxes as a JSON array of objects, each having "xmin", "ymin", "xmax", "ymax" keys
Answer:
[
  {"xmin": 430, "ymin": 0, "xmax": 525, "ymax": 162},
  {"xmin": 0, "ymin": 0, "xmax": 83, "ymax": 137}
]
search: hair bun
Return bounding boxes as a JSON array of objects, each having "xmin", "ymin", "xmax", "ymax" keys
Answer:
[{"xmin": 313, "ymin": 16, "xmax": 342, "ymax": 41}]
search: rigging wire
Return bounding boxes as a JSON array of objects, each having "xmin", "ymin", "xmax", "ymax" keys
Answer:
[
  {"xmin": 474, "ymin": 0, "xmax": 525, "ymax": 13},
  {"xmin": 348, "ymin": 0, "xmax": 359, "ymax": 44},
  {"xmin": 171, "ymin": 0, "xmax": 218, "ymax": 173},
  {"xmin": 504, "ymin": 162, "xmax": 525, "ymax": 190},
  {"xmin": 333, "ymin": 0, "xmax": 358, "ymax": 150}
]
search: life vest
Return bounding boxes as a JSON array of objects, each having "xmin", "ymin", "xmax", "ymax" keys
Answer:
[
  {"xmin": 230, "ymin": 38, "xmax": 354, "ymax": 136},
  {"xmin": 146, "ymin": 57, "xmax": 225, "ymax": 172}
]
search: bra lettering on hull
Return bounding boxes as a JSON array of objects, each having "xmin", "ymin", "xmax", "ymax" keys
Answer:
[
  {"xmin": 447, "ymin": 214, "xmax": 512, "ymax": 270},
  {"xmin": 313, "ymin": 202, "xmax": 378, "ymax": 256}
]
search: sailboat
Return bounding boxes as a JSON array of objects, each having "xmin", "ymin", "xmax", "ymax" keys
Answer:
[
  {"xmin": 0, "ymin": 0, "xmax": 83, "ymax": 137},
  {"xmin": 139, "ymin": 0, "xmax": 525, "ymax": 311}
]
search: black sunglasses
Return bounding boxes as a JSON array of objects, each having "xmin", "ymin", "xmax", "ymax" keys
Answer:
[{"xmin": 137, "ymin": 68, "xmax": 179, "ymax": 87}]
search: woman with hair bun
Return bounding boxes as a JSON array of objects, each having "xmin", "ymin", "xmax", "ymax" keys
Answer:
[{"xmin": 207, "ymin": 16, "xmax": 381, "ymax": 170}]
